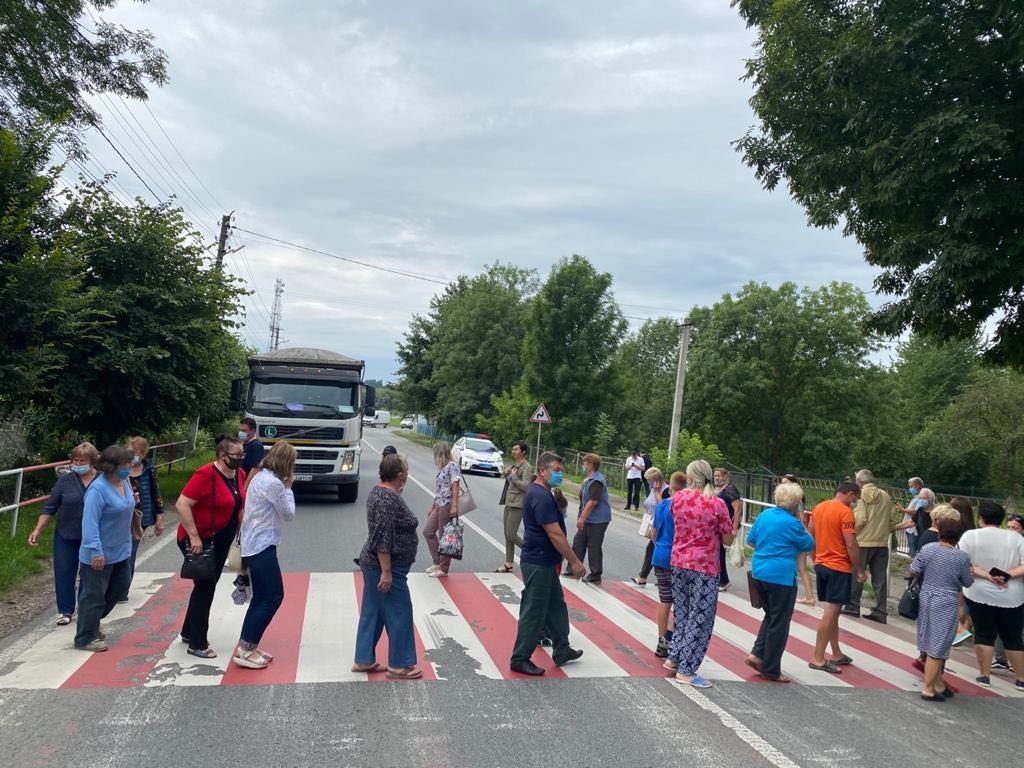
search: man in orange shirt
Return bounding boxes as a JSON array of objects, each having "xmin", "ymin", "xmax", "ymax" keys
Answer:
[{"xmin": 808, "ymin": 482, "xmax": 868, "ymax": 674}]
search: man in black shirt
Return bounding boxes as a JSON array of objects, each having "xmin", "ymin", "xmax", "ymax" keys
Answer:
[{"xmin": 238, "ymin": 417, "xmax": 266, "ymax": 475}]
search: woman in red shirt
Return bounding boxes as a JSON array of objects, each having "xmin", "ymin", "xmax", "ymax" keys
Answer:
[{"xmin": 174, "ymin": 435, "xmax": 247, "ymax": 658}]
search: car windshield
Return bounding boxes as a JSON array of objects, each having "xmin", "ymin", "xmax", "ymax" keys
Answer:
[
  {"xmin": 466, "ymin": 439, "xmax": 497, "ymax": 453},
  {"xmin": 249, "ymin": 378, "xmax": 356, "ymax": 417}
]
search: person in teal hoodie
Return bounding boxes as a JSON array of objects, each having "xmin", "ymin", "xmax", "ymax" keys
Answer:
[{"xmin": 74, "ymin": 444, "xmax": 136, "ymax": 652}]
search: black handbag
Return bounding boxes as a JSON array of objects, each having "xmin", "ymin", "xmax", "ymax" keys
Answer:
[
  {"xmin": 180, "ymin": 467, "xmax": 221, "ymax": 581},
  {"xmin": 898, "ymin": 574, "xmax": 921, "ymax": 620},
  {"xmin": 181, "ymin": 539, "xmax": 217, "ymax": 581}
]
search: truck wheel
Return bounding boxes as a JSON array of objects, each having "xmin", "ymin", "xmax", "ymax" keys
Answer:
[{"xmin": 338, "ymin": 483, "xmax": 359, "ymax": 504}]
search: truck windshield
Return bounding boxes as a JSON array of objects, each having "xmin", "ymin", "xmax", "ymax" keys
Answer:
[{"xmin": 248, "ymin": 378, "xmax": 356, "ymax": 417}]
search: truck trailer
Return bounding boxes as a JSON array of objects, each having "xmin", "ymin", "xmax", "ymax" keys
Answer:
[{"xmin": 230, "ymin": 347, "xmax": 376, "ymax": 503}]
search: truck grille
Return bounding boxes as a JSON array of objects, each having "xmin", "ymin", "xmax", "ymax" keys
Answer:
[
  {"xmin": 294, "ymin": 463, "xmax": 335, "ymax": 475},
  {"xmin": 297, "ymin": 450, "xmax": 339, "ymax": 461},
  {"xmin": 260, "ymin": 425, "xmax": 346, "ymax": 441}
]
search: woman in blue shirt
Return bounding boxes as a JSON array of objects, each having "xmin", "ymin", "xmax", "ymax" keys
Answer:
[
  {"xmin": 744, "ymin": 482, "xmax": 815, "ymax": 681},
  {"xmin": 650, "ymin": 471, "xmax": 686, "ymax": 657},
  {"xmin": 75, "ymin": 444, "xmax": 136, "ymax": 652}
]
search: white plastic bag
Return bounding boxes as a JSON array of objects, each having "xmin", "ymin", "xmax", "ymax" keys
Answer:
[
  {"xmin": 438, "ymin": 518, "xmax": 464, "ymax": 560},
  {"xmin": 638, "ymin": 512, "xmax": 653, "ymax": 538},
  {"xmin": 727, "ymin": 535, "xmax": 745, "ymax": 568}
]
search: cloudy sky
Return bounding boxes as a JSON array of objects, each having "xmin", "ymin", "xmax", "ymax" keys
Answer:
[{"xmin": 77, "ymin": 0, "xmax": 873, "ymax": 382}]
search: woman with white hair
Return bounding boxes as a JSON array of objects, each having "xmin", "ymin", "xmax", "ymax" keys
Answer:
[
  {"xmin": 663, "ymin": 459, "xmax": 735, "ymax": 688},
  {"xmin": 422, "ymin": 442, "xmax": 460, "ymax": 578},
  {"xmin": 744, "ymin": 482, "xmax": 815, "ymax": 681}
]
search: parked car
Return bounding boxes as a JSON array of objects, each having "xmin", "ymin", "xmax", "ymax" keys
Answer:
[
  {"xmin": 362, "ymin": 410, "xmax": 391, "ymax": 428},
  {"xmin": 452, "ymin": 434, "xmax": 503, "ymax": 477},
  {"xmin": 399, "ymin": 414, "xmax": 416, "ymax": 430}
]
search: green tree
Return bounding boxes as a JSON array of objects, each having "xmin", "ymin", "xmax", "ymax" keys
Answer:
[
  {"xmin": 1, "ymin": 1, "xmax": 167, "ymax": 152},
  {"xmin": 734, "ymin": 1, "xmax": 1024, "ymax": 365},
  {"xmin": 395, "ymin": 311, "xmax": 440, "ymax": 417},
  {"xmin": 50, "ymin": 183, "xmax": 246, "ymax": 444},
  {"xmin": 476, "ymin": 382, "xmax": 536, "ymax": 453},
  {"xmin": 0, "ymin": 126, "xmax": 82, "ymax": 414},
  {"xmin": 610, "ymin": 317, "xmax": 679, "ymax": 450},
  {"xmin": 684, "ymin": 281, "xmax": 872, "ymax": 473},
  {"xmin": 520, "ymin": 255, "xmax": 626, "ymax": 449},
  {"xmin": 591, "ymin": 412, "xmax": 617, "ymax": 456},
  {"xmin": 927, "ymin": 368, "xmax": 1024, "ymax": 502},
  {"xmin": 429, "ymin": 264, "xmax": 537, "ymax": 435}
]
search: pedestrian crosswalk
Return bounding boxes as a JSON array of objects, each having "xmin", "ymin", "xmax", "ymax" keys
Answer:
[{"xmin": 0, "ymin": 571, "xmax": 1019, "ymax": 695}]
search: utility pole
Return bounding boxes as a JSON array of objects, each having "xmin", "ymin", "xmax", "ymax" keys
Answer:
[
  {"xmin": 215, "ymin": 212, "xmax": 233, "ymax": 269},
  {"xmin": 269, "ymin": 277, "xmax": 285, "ymax": 352},
  {"xmin": 667, "ymin": 317, "xmax": 692, "ymax": 460}
]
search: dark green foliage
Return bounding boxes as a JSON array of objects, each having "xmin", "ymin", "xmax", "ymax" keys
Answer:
[{"xmin": 734, "ymin": 0, "xmax": 1024, "ymax": 365}]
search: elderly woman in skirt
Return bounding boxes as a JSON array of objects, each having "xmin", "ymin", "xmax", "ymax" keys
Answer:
[{"xmin": 910, "ymin": 517, "xmax": 973, "ymax": 701}]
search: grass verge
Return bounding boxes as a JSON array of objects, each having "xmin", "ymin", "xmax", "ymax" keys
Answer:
[{"xmin": 0, "ymin": 449, "xmax": 214, "ymax": 598}]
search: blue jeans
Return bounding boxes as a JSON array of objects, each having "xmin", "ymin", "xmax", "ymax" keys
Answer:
[
  {"xmin": 239, "ymin": 546, "xmax": 284, "ymax": 646},
  {"xmin": 74, "ymin": 559, "xmax": 131, "ymax": 647},
  {"xmin": 354, "ymin": 565, "xmax": 415, "ymax": 668},
  {"xmin": 53, "ymin": 532, "xmax": 82, "ymax": 616},
  {"xmin": 906, "ymin": 531, "xmax": 919, "ymax": 557}
]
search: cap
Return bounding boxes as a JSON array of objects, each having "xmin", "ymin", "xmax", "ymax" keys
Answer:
[{"xmin": 382, "ymin": 445, "xmax": 398, "ymax": 456}]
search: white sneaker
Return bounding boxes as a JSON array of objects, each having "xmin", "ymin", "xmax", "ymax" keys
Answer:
[
  {"xmin": 233, "ymin": 648, "xmax": 268, "ymax": 669},
  {"xmin": 425, "ymin": 564, "xmax": 440, "ymax": 573},
  {"xmin": 428, "ymin": 569, "xmax": 448, "ymax": 578}
]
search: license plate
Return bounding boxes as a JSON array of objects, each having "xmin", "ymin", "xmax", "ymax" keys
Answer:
[
  {"xmin": 479, "ymin": 463, "xmax": 493, "ymax": 469},
  {"xmin": 294, "ymin": 474, "xmax": 313, "ymax": 482}
]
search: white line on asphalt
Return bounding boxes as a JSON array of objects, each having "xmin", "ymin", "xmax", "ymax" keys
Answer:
[
  {"xmin": 362, "ymin": 436, "xmax": 516, "ymax": 563},
  {"xmin": 669, "ymin": 680, "xmax": 803, "ymax": 768},
  {"xmin": 134, "ymin": 523, "xmax": 179, "ymax": 568}
]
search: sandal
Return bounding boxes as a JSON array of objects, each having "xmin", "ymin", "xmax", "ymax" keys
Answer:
[
  {"xmin": 494, "ymin": 564, "xmax": 514, "ymax": 573},
  {"xmin": 630, "ymin": 577, "xmax": 647, "ymax": 586},
  {"xmin": 350, "ymin": 662, "xmax": 383, "ymax": 673},
  {"xmin": 257, "ymin": 648, "xmax": 274, "ymax": 662},
  {"xmin": 831, "ymin": 654, "xmax": 854, "ymax": 666},
  {"xmin": 56, "ymin": 614, "xmax": 72, "ymax": 626},
  {"xmin": 387, "ymin": 666, "xmax": 424, "ymax": 680},
  {"xmin": 186, "ymin": 647, "xmax": 217, "ymax": 659},
  {"xmin": 808, "ymin": 660, "xmax": 841, "ymax": 674}
]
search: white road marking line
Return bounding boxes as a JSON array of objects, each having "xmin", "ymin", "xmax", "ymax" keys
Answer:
[
  {"xmin": 629, "ymin": 583, "xmax": 846, "ymax": 687},
  {"xmin": 296, "ymin": 572, "xmax": 363, "ymax": 683},
  {"xmin": 481, "ymin": 572, "xmax": 626, "ymax": 678},
  {"xmin": 790, "ymin": 601, "xmax": 1018, "ymax": 697},
  {"xmin": 560, "ymin": 577, "xmax": 742, "ymax": 682},
  {"xmin": 717, "ymin": 590, "xmax": 923, "ymax": 691},
  {"xmin": 0, "ymin": 572, "xmax": 165, "ymax": 689},
  {"xmin": 134, "ymin": 524, "xmax": 180, "ymax": 569},
  {"xmin": 146, "ymin": 572, "xmax": 243, "ymax": 686},
  {"xmin": 406, "ymin": 573, "xmax": 503, "ymax": 680},
  {"xmin": 670, "ymin": 679, "xmax": 803, "ymax": 768}
]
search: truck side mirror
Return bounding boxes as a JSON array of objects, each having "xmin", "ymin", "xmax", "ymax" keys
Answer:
[
  {"xmin": 230, "ymin": 378, "xmax": 244, "ymax": 411},
  {"xmin": 365, "ymin": 407, "xmax": 376, "ymax": 417},
  {"xmin": 365, "ymin": 383, "xmax": 376, "ymax": 409}
]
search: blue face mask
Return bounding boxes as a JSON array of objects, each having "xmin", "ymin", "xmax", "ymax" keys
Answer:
[
  {"xmin": 71, "ymin": 464, "xmax": 91, "ymax": 475},
  {"xmin": 117, "ymin": 468, "xmax": 131, "ymax": 480},
  {"xmin": 238, "ymin": 431, "xmax": 249, "ymax": 441},
  {"xmin": 549, "ymin": 470, "xmax": 564, "ymax": 488},
  {"xmin": 909, "ymin": 487, "xmax": 918, "ymax": 496}
]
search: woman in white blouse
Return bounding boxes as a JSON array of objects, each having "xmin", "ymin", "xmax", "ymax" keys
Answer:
[{"xmin": 233, "ymin": 442, "xmax": 297, "ymax": 669}]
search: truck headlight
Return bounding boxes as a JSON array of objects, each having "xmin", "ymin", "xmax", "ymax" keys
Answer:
[{"xmin": 341, "ymin": 450, "xmax": 355, "ymax": 472}]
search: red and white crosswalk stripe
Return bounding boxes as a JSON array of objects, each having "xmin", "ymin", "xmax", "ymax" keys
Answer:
[{"xmin": 0, "ymin": 572, "xmax": 1018, "ymax": 694}]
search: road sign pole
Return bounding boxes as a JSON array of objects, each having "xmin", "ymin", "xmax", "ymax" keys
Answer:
[{"xmin": 536, "ymin": 422, "xmax": 542, "ymax": 464}]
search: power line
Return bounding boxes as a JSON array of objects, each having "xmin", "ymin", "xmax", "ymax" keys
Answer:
[
  {"xmin": 232, "ymin": 227, "xmax": 450, "ymax": 285},
  {"xmin": 140, "ymin": 101, "xmax": 227, "ymax": 212},
  {"xmin": 91, "ymin": 123, "xmax": 163, "ymax": 202}
]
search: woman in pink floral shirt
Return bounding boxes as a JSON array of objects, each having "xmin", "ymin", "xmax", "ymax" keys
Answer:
[{"xmin": 663, "ymin": 459, "xmax": 735, "ymax": 688}]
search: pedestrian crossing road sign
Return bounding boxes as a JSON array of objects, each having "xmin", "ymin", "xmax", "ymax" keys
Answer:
[{"xmin": 529, "ymin": 403, "xmax": 552, "ymax": 424}]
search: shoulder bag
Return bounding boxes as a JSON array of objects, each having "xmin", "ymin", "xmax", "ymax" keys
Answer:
[
  {"xmin": 456, "ymin": 473, "xmax": 477, "ymax": 515},
  {"xmin": 180, "ymin": 467, "xmax": 218, "ymax": 581},
  {"xmin": 898, "ymin": 574, "xmax": 922, "ymax": 620}
]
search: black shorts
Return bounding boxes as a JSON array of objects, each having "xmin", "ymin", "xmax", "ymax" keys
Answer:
[
  {"xmin": 815, "ymin": 564, "xmax": 853, "ymax": 605},
  {"xmin": 654, "ymin": 566, "xmax": 673, "ymax": 604},
  {"xmin": 965, "ymin": 598, "xmax": 1024, "ymax": 652}
]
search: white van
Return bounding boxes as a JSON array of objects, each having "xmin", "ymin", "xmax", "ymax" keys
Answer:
[{"xmin": 362, "ymin": 410, "xmax": 391, "ymax": 428}]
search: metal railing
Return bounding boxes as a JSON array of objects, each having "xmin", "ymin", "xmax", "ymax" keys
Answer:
[
  {"xmin": 739, "ymin": 497, "xmax": 913, "ymax": 560},
  {"xmin": 0, "ymin": 440, "xmax": 189, "ymax": 538}
]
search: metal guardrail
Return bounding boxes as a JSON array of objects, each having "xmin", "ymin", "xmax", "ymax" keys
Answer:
[
  {"xmin": 740, "ymin": 497, "xmax": 913, "ymax": 560},
  {"xmin": 0, "ymin": 440, "xmax": 188, "ymax": 538}
]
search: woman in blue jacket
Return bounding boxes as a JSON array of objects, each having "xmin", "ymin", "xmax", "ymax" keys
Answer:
[
  {"xmin": 745, "ymin": 482, "xmax": 815, "ymax": 682},
  {"xmin": 74, "ymin": 444, "xmax": 136, "ymax": 652}
]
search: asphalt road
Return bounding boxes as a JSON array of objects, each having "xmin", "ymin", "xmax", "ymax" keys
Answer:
[{"xmin": 0, "ymin": 427, "xmax": 1019, "ymax": 768}]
